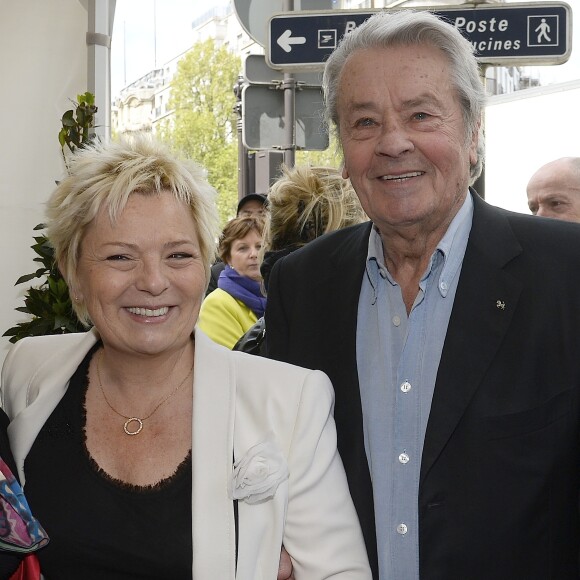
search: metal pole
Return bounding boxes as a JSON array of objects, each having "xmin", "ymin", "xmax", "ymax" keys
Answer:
[
  {"xmin": 233, "ymin": 76, "xmax": 247, "ymax": 200},
  {"xmin": 473, "ymin": 64, "xmax": 487, "ymax": 199},
  {"xmin": 283, "ymin": 74, "xmax": 296, "ymax": 167},
  {"xmin": 283, "ymin": 0, "xmax": 296, "ymax": 168},
  {"xmin": 87, "ymin": 0, "xmax": 113, "ymax": 142}
]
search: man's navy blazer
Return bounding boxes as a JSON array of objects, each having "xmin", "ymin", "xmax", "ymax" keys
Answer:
[{"xmin": 266, "ymin": 191, "xmax": 580, "ymax": 580}]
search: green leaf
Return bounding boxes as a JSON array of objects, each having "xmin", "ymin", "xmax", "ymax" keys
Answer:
[
  {"xmin": 53, "ymin": 315, "xmax": 69, "ymax": 330},
  {"xmin": 15, "ymin": 272, "xmax": 42, "ymax": 285},
  {"xmin": 61, "ymin": 110, "xmax": 76, "ymax": 127},
  {"xmin": 78, "ymin": 92, "xmax": 95, "ymax": 106},
  {"xmin": 77, "ymin": 108, "xmax": 86, "ymax": 126},
  {"xmin": 56, "ymin": 278, "xmax": 69, "ymax": 294},
  {"xmin": 58, "ymin": 128, "xmax": 67, "ymax": 148},
  {"xmin": 2, "ymin": 327, "xmax": 19, "ymax": 337}
]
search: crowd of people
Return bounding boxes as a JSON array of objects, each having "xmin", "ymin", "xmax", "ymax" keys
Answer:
[{"xmin": 2, "ymin": 8, "xmax": 580, "ymax": 580}]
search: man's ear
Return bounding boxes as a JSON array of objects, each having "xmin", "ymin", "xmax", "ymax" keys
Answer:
[{"xmin": 469, "ymin": 120, "xmax": 481, "ymax": 168}]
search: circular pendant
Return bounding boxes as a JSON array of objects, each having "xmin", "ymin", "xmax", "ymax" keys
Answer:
[{"xmin": 124, "ymin": 417, "xmax": 143, "ymax": 435}]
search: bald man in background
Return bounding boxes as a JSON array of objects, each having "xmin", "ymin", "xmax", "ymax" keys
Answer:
[{"xmin": 526, "ymin": 157, "xmax": 580, "ymax": 221}]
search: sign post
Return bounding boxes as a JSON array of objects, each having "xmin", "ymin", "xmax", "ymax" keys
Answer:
[
  {"xmin": 244, "ymin": 54, "xmax": 321, "ymax": 85},
  {"xmin": 241, "ymin": 84, "xmax": 328, "ymax": 151},
  {"xmin": 268, "ymin": 2, "xmax": 572, "ymax": 70}
]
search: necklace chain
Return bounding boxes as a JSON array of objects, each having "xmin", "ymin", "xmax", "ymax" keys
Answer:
[{"xmin": 96, "ymin": 349, "xmax": 193, "ymax": 436}]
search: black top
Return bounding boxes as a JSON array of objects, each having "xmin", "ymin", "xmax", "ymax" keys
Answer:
[
  {"xmin": 206, "ymin": 260, "xmax": 225, "ymax": 296},
  {"xmin": 24, "ymin": 345, "xmax": 193, "ymax": 579}
]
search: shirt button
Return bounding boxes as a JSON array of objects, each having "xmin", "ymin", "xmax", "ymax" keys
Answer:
[
  {"xmin": 400, "ymin": 381, "xmax": 412, "ymax": 393},
  {"xmin": 398, "ymin": 453, "xmax": 410, "ymax": 464},
  {"xmin": 397, "ymin": 523, "xmax": 408, "ymax": 535},
  {"xmin": 440, "ymin": 281, "xmax": 448, "ymax": 291},
  {"xmin": 392, "ymin": 315, "xmax": 401, "ymax": 326}
]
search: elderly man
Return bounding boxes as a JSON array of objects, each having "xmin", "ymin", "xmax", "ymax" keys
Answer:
[
  {"xmin": 527, "ymin": 157, "xmax": 580, "ymax": 221},
  {"xmin": 268, "ymin": 10, "xmax": 580, "ymax": 580}
]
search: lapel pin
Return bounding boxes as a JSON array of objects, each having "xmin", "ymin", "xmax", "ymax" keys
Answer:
[{"xmin": 496, "ymin": 300, "xmax": 506, "ymax": 310}]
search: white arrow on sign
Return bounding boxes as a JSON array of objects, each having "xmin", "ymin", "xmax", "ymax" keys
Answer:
[{"xmin": 277, "ymin": 29, "xmax": 307, "ymax": 53}]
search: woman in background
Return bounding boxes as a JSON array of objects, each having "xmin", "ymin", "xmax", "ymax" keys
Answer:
[
  {"xmin": 234, "ymin": 164, "xmax": 368, "ymax": 355},
  {"xmin": 198, "ymin": 216, "xmax": 266, "ymax": 349}
]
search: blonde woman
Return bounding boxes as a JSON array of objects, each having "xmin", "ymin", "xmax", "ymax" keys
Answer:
[{"xmin": 1, "ymin": 138, "xmax": 371, "ymax": 579}]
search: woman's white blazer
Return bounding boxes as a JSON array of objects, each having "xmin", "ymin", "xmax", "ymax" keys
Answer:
[{"xmin": 1, "ymin": 327, "xmax": 371, "ymax": 579}]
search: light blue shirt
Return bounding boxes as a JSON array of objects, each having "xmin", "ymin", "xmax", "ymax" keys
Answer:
[{"xmin": 356, "ymin": 194, "xmax": 473, "ymax": 579}]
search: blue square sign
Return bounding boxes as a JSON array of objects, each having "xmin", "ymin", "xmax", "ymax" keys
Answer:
[{"xmin": 528, "ymin": 15, "xmax": 560, "ymax": 47}]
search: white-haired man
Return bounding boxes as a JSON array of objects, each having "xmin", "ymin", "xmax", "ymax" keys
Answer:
[{"xmin": 269, "ymin": 10, "xmax": 580, "ymax": 580}]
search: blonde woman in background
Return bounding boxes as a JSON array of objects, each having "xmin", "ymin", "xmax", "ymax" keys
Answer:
[{"xmin": 234, "ymin": 164, "xmax": 368, "ymax": 355}]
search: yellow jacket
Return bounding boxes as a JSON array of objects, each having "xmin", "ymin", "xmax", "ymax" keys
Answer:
[{"xmin": 198, "ymin": 288, "xmax": 258, "ymax": 349}]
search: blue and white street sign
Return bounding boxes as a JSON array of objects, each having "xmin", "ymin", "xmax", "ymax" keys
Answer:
[{"xmin": 268, "ymin": 2, "xmax": 572, "ymax": 70}]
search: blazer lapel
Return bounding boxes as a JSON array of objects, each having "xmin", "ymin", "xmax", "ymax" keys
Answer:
[
  {"xmin": 191, "ymin": 329, "xmax": 236, "ymax": 579},
  {"xmin": 7, "ymin": 329, "xmax": 99, "ymax": 485},
  {"xmin": 421, "ymin": 194, "xmax": 524, "ymax": 482},
  {"xmin": 322, "ymin": 222, "xmax": 372, "ymax": 389},
  {"xmin": 324, "ymin": 222, "xmax": 379, "ymax": 575},
  {"xmin": 317, "ymin": 223, "xmax": 372, "ymax": 461}
]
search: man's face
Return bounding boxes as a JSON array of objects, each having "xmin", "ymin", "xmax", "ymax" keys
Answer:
[
  {"xmin": 337, "ymin": 44, "xmax": 478, "ymax": 237},
  {"xmin": 238, "ymin": 199, "xmax": 266, "ymax": 218},
  {"xmin": 526, "ymin": 160, "xmax": 580, "ymax": 222}
]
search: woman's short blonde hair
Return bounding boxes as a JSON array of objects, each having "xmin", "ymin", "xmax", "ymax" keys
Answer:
[
  {"xmin": 218, "ymin": 216, "xmax": 266, "ymax": 264},
  {"xmin": 46, "ymin": 135, "xmax": 220, "ymax": 325},
  {"xmin": 264, "ymin": 164, "xmax": 367, "ymax": 253}
]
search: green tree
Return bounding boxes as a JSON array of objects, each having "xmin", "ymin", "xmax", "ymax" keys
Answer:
[{"xmin": 159, "ymin": 39, "xmax": 240, "ymax": 224}]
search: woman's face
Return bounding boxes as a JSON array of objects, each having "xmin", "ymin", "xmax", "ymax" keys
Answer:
[
  {"xmin": 75, "ymin": 191, "xmax": 206, "ymax": 358},
  {"xmin": 227, "ymin": 229, "xmax": 262, "ymax": 282}
]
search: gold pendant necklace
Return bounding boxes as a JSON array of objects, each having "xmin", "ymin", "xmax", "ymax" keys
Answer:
[{"xmin": 96, "ymin": 350, "xmax": 194, "ymax": 436}]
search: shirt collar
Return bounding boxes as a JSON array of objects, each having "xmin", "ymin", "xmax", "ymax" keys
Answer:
[{"xmin": 365, "ymin": 192, "xmax": 474, "ymax": 297}]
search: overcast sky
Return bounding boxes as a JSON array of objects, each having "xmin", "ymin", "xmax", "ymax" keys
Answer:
[{"xmin": 111, "ymin": 0, "xmax": 218, "ymax": 96}]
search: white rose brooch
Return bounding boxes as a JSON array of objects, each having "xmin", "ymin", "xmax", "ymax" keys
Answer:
[{"xmin": 229, "ymin": 439, "xmax": 289, "ymax": 505}]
